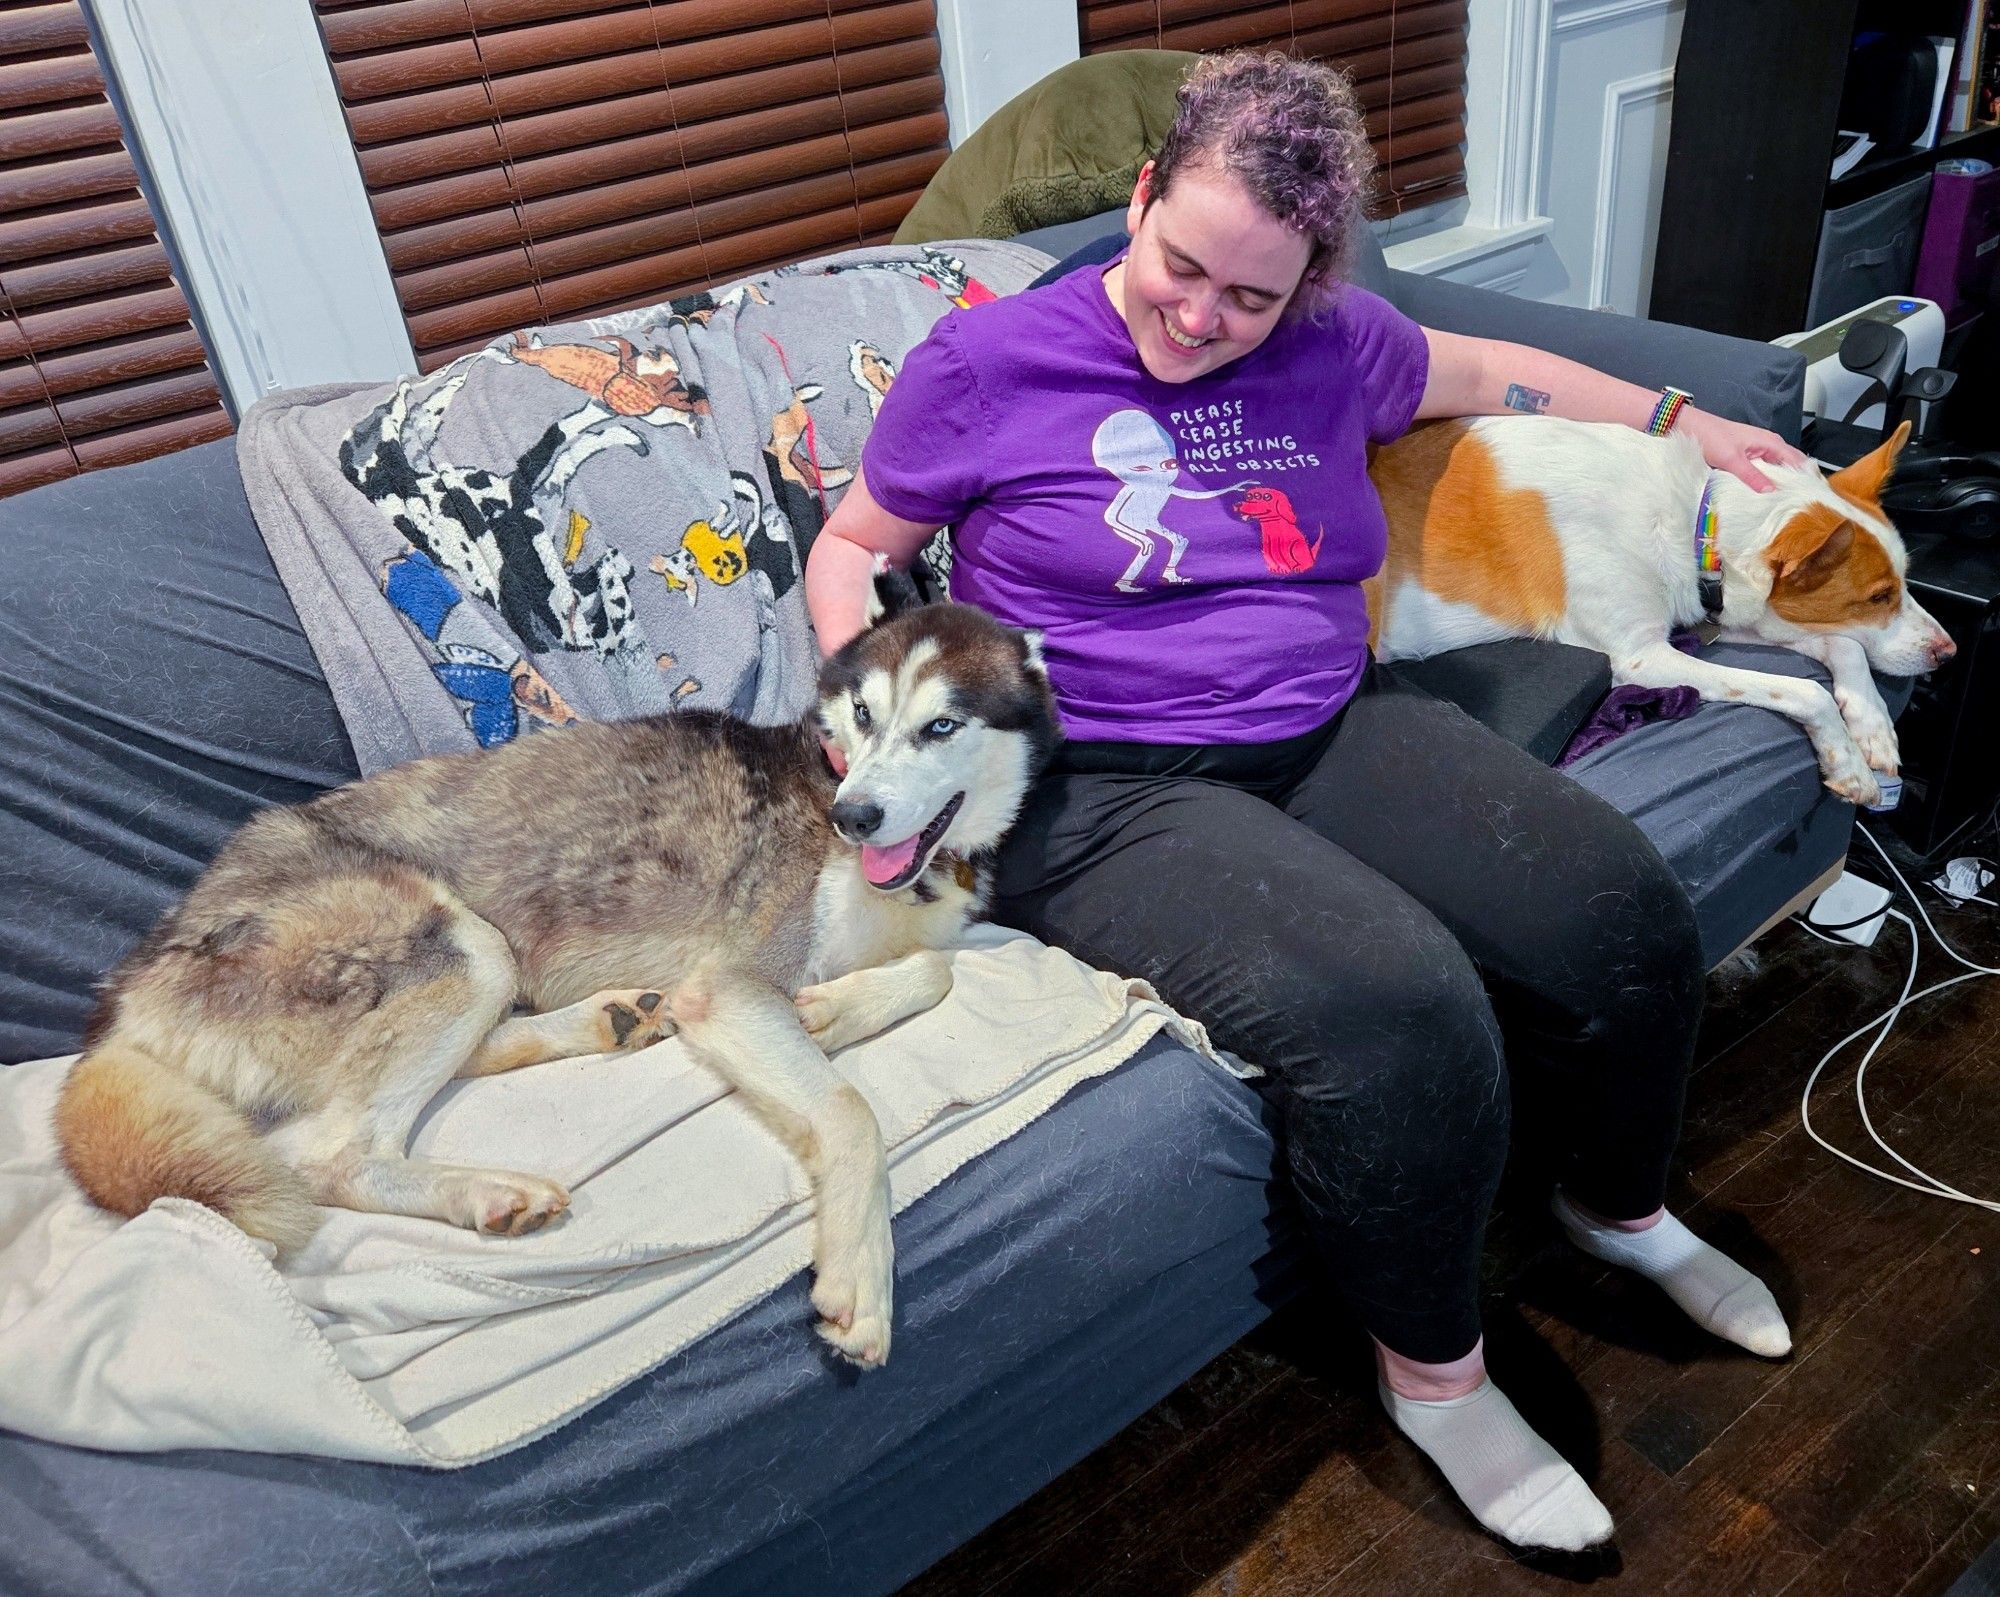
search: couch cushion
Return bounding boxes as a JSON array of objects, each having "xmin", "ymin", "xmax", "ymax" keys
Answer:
[
  {"xmin": 0, "ymin": 438, "xmax": 360, "ymax": 1063},
  {"xmin": 1015, "ymin": 207, "xmax": 1396, "ymax": 300},
  {"xmin": 1024, "ymin": 209, "xmax": 1400, "ymax": 300},
  {"xmin": 1391, "ymin": 639, "xmax": 1612, "ymax": 764},
  {"xmin": 895, "ymin": 51, "xmax": 1195, "ymax": 245},
  {"xmin": 1013, "ymin": 208, "xmax": 1127, "ymax": 267}
]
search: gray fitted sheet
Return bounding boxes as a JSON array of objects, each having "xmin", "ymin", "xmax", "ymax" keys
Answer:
[
  {"xmin": 0, "ymin": 1035, "xmax": 1296, "ymax": 1597},
  {"xmin": 1566, "ymin": 640, "xmax": 1909, "ymax": 966},
  {"xmin": 0, "ymin": 656, "xmax": 1894, "ymax": 1597}
]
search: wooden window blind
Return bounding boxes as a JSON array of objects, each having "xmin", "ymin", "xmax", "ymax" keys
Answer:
[
  {"xmin": 0, "ymin": 3, "xmax": 231, "ymax": 498},
  {"xmin": 1076, "ymin": 1, "xmax": 1471, "ymax": 217},
  {"xmin": 316, "ymin": 0, "xmax": 954, "ymax": 371}
]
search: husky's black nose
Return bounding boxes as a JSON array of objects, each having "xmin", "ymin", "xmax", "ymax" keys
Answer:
[{"xmin": 831, "ymin": 799, "xmax": 884, "ymax": 840}]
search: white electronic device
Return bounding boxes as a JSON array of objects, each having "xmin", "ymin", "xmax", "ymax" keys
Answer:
[
  {"xmin": 1809, "ymin": 869, "xmax": 1894, "ymax": 947},
  {"xmin": 1774, "ymin": 295, "xmax": 1946, "ymax": 429}
]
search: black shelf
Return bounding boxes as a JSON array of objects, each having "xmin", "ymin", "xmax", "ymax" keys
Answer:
[
  {"xmin": 1830, "ymin": 122, "xmax": 2000, "ymax": 206},
  {"xmin": 1653, "ymin": 0, "xmax": 1990, "ymax": 342},
  {"xmin": 1651, "ymin": 0, "xmax": 1863, "ymax": 341}
]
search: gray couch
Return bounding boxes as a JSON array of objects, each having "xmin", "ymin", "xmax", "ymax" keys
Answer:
[{"xmin": 0, "ymin": 222, "xmax": 1878, "ymax": 1597}]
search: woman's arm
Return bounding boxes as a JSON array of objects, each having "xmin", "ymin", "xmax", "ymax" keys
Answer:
[
  {"xmin": 1413, "ymin": 325, "xmax": 1806, "ymax": 492},
  {"xmin": 803, "ymin": 462, "xmax": 943, "ymax": 658}
]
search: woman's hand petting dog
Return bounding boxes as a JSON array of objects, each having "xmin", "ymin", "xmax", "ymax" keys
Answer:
[{"xmin": 1681, "ymin": 406, "xmax": 1808, "ymax": 493}]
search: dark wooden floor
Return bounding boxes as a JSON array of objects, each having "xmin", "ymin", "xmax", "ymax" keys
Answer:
[{"xmin": 900, "ymin": 859, "xmax": 2000, "ymax": 1597}]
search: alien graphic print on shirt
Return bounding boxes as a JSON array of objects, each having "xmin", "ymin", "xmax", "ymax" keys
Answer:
[{"xmin": 860, "ymin": 246, "xmax": 1430, "ymax": 743}]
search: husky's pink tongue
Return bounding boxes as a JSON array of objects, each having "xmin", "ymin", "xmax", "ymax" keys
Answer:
[{"xmin": 861, "ymin": 835, "xmax": 922, "ymax": 886}]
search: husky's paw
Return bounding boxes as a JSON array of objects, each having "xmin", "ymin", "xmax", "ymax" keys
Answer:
[
  {"xmin": 793, "ymin": 988, "xmax": 875, "ymax": 1055},
  {"xmin": 464, "ymin": 1173, "xmax": 570, "ymax": 1237},
  {"xmin": 794, "ymin": 988, "xmax": 839, "ymax": 1046},
  {"xmin": 811, "ymin": 1224, "xmax": 895, "ymax": 1369},
  {"xmin": 597, "ymin": 990, "xmax": 675, "ymax": 1052}
]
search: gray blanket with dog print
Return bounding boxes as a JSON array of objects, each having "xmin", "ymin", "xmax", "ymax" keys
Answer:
[{"xmin": 237, "ymin": 241, "xmax": 1050, "ymax": 776}]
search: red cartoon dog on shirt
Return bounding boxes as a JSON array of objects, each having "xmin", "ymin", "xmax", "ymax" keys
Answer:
[{"xmin": 1232, "ymin": 485, "xmax": 1324, "ymax": 575}]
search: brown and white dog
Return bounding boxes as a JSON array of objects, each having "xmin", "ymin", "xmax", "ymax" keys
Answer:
[{"xmin": 1367, "ymin": 418, "xmax": 1953, "ymax": 805}]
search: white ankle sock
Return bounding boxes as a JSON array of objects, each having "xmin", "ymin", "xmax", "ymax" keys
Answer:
[
  {"xmin": 1553, "ymin": 1190, "xmax": 1792, "ymax": 1358},
  {"xmin": 1380, "ymin": 1378, "xmax": 1615, "ymax": 1551}
]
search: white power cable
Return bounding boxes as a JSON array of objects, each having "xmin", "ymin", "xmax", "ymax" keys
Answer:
[
  {"xmin": 1792, "ymin": 825, "xmax": 2000, "ymax": 1215},
  {"xmin": 1857, "ymin": 824, "xmax": 2000, "ymax": 978}
]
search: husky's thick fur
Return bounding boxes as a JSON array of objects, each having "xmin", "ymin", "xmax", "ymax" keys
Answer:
[
  {"xmin": 55, "ymin": 570, "xmax": 1056, "ymax": 1368},
  {"xmin": 1369, "ymin": 419, "xmax": 1955, "ymax": 807}
]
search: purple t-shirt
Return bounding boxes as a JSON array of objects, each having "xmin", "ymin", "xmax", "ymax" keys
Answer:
[{"xmin": 860, "ymin": 250, "xmax": 1430, "ymax": 743}]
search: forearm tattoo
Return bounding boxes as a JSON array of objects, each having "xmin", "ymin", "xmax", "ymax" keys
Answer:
[{"xmin": 1503, "ymin": 382, "xmax": 1551, "ymax": 415}]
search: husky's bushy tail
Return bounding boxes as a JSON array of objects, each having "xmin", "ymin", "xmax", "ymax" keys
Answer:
[{"xmin": 55, "ymin": 1043, "xmax": 318, "ymax": 1253}]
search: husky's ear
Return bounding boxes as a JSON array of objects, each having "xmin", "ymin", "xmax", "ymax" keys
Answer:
[
  {"xmin": 1018, "ymin": 629, "xmax": 1048, "ymax": 680},
  {"xmin": 1828, "ymin": 419, "xmax": 1912, "ymax": 506},
  {"xmin": 863, "ymin": 554, "xmax": 922, "ymax": 627}
]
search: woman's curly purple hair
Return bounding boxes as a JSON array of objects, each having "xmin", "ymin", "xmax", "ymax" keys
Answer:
[{"xmin": 1149, "ymin": 51, "xmax": 1376, "ymax": 318}]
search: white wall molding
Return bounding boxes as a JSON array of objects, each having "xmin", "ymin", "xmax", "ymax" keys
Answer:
[
  {"xmin": 1531, "ymin": 0, "xmax": 1683, "ymax": 310},
  {"xmin": 932, "ymin": 0, "xmax": 1080, "ymax": 146},
  {"xmin": 1382, "ymin": 216, "xmax": 1554, "ymax": 289},
  {"xmin": 87, "ymin": 0, "xmax": 415, "ymax": 411},
  {"xmin": 1587, "ymin": 68, "xmax": 1675, "ymax": 309},
  {"xmin": 1425, "ymin": 0, "xmax": 1683, "ymax": 303},
  {"xmin": 1552, "ymin": 0, "xmax": 1677, "ymax": 35}
]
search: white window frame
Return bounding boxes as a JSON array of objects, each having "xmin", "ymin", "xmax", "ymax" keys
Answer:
[
  {"xmin": 933, "ymin": 0, "xmax": 1081, "ymax": 146},
  {"xmin": 86, "ymin": 0, "xmax": 416, "ymax": 414},
  {"xmin": 1378, "ymin": 0, "xmax": 1555, "ymax": 287}
]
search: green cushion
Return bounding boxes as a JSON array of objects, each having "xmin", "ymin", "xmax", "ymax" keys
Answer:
[{"xmin": 895, "ymin": 50, "xmax": 1197, "ymax": 245}]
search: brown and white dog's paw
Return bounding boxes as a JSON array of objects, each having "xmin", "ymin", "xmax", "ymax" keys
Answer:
[
  {"xmin": 1840, "ymin": 705, "xmax": 1901, "ymax": 777},
  {"xmin": 1816, "ymin": 735, "xmax": 1883, "ymax": 807},
  {"xmin": 594, "ymin": 990, "xmax": 676, "ymax": 1052},
  {"xmin": 459, "ymin": 1172, "xmax": 571, "ymax": 1236},
  {"xmin": 810, "ymin": 1218, "xmax": 895, "ymax": 1369}
]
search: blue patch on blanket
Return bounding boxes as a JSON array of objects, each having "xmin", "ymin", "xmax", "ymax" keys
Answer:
[
  {"xmin": 384, "ymin": 549, "xmax": 461, "ymax": 641},
  {"xmin": 432, "ymin": 659, "xmax": 518, "ymax": 747}
]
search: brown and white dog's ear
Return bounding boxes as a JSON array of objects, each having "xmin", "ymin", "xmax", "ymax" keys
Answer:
[
  {"xmin": 1766, "ymin": 506, "xmax": 1856, "ymax": 592},
  {"xmin": 862, "ymin": 552, "xmax": 922, "ymax": 628},
  {"xmin": 1828, "ymin": 419, "xmax": 1913, "ymax": 506}
]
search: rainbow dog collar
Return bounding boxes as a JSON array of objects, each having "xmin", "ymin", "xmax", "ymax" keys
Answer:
[{"xmin": 1695, "ymin": 474, "xmax": 1723, "ymax": 620}]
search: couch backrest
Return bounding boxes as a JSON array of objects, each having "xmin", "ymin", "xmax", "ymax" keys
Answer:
[{"xmin": 1013, "ymin": 208, "xmax": 1397, "ymax": 304}]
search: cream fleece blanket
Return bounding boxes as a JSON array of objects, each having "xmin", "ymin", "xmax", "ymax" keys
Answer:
[{"xmin": 0, "ymin": 927, "xmax": 1212, "ymax": 1467}]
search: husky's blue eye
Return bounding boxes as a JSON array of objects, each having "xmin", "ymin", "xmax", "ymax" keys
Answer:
[
  {"xmin": 852, "ymin": 699, "xmax": 872, "ymax": 730},
  {"xmin": 926, "ymin": 717, "xmax": 960, "ymax": 738}
]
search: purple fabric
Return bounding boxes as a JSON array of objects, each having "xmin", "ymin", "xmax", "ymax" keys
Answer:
[
  {"xmin": 1558, "ymin": 682, "xmax": 1701, "ymax": 766},
  {"xmin": 860, "ymin": 247, "xmax": 1430, "ymax": 743}
]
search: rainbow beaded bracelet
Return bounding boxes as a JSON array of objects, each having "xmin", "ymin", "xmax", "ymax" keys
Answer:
[{"xmin": 1647, "ymin": 386, "xmax": 1693, "ymax": 437}]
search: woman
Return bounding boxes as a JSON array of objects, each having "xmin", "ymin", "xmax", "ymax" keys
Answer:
[{"xmin": 803, "ymin": 50, "xmax": 1800, "ymax": 1552}]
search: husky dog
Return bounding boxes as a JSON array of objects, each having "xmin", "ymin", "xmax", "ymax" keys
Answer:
[{"xmin": 55, "ymin": 569, "xmax": 1057, "ymax": 1368}]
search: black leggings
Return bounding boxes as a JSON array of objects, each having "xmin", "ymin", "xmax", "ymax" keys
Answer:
[{"xmin": 990, "ymin": 663, "xmax": 1705, "ymax": 1364}]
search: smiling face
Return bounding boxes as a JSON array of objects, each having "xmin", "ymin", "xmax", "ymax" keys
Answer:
[{"xmin": 1109, "ymin": 161, "xmax": 1313, "ymax": 385}]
